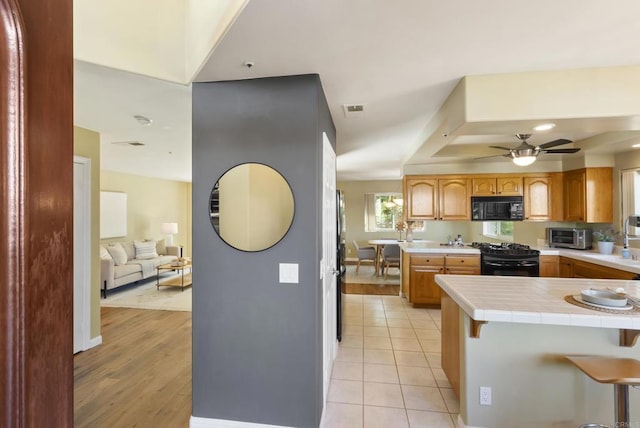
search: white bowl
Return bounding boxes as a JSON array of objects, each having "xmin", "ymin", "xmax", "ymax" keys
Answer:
[{"xmin": 580, "ymin": 289, "xmax": 628, "ymax": 307}]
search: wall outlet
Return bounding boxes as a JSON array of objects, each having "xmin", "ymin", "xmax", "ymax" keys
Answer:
[{"xmin": 479, "ymin": 386, "xmax": 491, "ymax": 406}]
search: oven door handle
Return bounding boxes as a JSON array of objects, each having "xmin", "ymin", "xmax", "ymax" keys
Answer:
[{"xmin": 484, "ymin": 261, "xmax": 538, "ymax": 267}]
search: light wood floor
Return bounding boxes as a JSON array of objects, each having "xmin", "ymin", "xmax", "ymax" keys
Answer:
[{"xmin": 74, "ymin": 307, "xmax": 192, "ymax": 428}]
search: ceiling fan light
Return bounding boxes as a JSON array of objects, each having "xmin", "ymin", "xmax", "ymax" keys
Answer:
[{"xmin": 512, "ymin": 155, "xmax": 537, "ymax": 166}]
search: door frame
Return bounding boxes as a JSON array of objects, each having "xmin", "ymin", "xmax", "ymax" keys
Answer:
[
  {"xmin": 321, "ymin": 132, "xmax": 337, "ymax": 405},
  {"xmin": 73, "ymin": 156, "xmax": 91, "ymax": 353}
]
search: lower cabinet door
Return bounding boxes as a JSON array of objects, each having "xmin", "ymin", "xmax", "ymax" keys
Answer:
[{"xmin": 410, "ymin": 265, "xmax": 444, "ymax": 304}]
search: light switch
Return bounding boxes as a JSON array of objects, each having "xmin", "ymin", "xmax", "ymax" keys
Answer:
[{"xmin": 279, "ymin": 263, "xmax": 299, "ymax": 284}]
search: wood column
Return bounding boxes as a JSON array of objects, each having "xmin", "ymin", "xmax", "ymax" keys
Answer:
[{"xmin": 0, "ymin": 0, "xmax": 74, "ymax": 426}]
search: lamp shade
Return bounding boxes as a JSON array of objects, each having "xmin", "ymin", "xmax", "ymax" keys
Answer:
[{"xmin": 161, "ymin": 222, "xmax": 178, "ymax": 234}]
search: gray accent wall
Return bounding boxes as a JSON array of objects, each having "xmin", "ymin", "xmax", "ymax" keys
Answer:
[{"xmin": 192, "ymin": 74, "xmax": 335, "ymax": 427}]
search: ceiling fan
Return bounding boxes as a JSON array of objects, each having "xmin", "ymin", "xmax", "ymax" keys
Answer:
[{"xmin": 478, "ymin": 133, "xmax": 580, "ymax": 166}]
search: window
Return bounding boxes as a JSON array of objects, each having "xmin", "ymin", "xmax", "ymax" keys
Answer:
[
  {"xmin": 482, "ymin": 221, "xmax": 514, "ymax": 241},
  {"xmin": 621, "ymin": 169, "xmax": 640, "ymax": 236},
  {"xmin": 365, "ymin": 193, "xmax": 403, "ymax": 232}
]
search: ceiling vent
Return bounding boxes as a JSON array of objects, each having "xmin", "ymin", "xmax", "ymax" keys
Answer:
[
  {"xmin": 111, "ymin": 141, "xmax": 145, "ymax": 147},
  {"xmin": 342, "ymin": 104, "xmax": 365, "ymax": 118}
]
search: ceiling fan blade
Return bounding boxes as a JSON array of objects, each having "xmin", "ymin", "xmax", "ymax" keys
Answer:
[
  {"xmin": 538, "ymin": 139, "xmax": 572, "ymax": 149},
  {"xmin": 488, "ymin": 145, "xmax": 513, "ymax": 151},
  {"xmin": 474, "ymin": 153, "xmax": 511, "ymax": 160},
  {"xmin": 542, "ymin": 148, "xmax": 581, "ymax": 154}
]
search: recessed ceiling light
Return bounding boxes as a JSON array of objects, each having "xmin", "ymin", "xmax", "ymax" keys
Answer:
[
  {"xmin": 632, "ymin": 143, "xmax": 640, "ymax": 148},
  {"xmin": 133, "ymin": 115, "xmax": 152, "ymax": 126},
  {"xmin": 533, "ymin": 123, "xmax": 556, "ymax": 131}
]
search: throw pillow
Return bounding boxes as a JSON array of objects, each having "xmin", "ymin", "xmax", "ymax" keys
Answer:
[
  {"xmin": 106, "ymin": 243, "xmax": 128, "ymax": 266},
  {"xmin": 134, "ymin": 240, "xmax": 158, "ymax": 260},
  {"xmin": 120, "ymin": 241, "xmax": 136, "ymax": 260},
  {"xmin": 155, "ymin": 238, "xmax": 167, "ymax": 255},
  {"xmin": 99, "ymin": 245, "xmax": 112, "ymax": 260}
]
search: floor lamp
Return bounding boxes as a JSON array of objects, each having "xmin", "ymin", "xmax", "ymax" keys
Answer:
[{"xmin": 162, "ymin": 222, "xmax": 178, "ymax": 246}]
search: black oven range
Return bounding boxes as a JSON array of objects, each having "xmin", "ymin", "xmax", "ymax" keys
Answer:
[{"xmin": 471, "ymin": 242, "xmax": 540, "ymax": 277}]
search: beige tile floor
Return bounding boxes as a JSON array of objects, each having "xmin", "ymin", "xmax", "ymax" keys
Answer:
[{"xmin": 322, "ymin": 294, "xmax": 459, "ymax": 428}]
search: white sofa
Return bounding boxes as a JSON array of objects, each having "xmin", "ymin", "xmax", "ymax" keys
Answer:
[{"xmin": 100, "ymin": 239, "xmax": 179, "ymax": 298}]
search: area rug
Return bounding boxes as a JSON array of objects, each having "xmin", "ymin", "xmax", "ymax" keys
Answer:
[{"xmin": 100, "ymin": 276, "xmax": 192, "ymax": 312}]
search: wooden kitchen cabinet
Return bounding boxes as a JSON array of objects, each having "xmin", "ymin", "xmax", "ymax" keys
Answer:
[
  {"xmin": 409, "ymin": 255, "xmax": 445, "ymax": 304},
  {"xmin": 558, "ymin": 257, "xmax": 574, "ymax": 278},
  {"xmin": 558, "ymin": 256, "xmax": 636, "ymax": 280},
  {"xmin": 404, "ymin": 176, "xmax": 470, "ymax": 220},
  {"xmin": 472, "ymin": 176, "xmax": 522, "ymax": 196},
  {"xmin": 444, "ymin": 255, "xmax": 480, "ymax": 275},
  {"xmin": 523, "ymin": 175, "xmax": 551, "ymax": 221},
  {"xmin": 405, "ymin": 177, "xmax": 438, "ymax": 220},
  {"xmin": 523, "ymin": 173, "xmax": 564, "ymax": 221},
  {"xmin": 539, "ymin": 255, "xmax": 559, "ymax": 277},
  {"xmin": 408, "ymin": 253, "xmax": 480, "ymax": 305},
  {"xmin": 563, "ymin": 168, "xmax": 612, "ymax": 223}
]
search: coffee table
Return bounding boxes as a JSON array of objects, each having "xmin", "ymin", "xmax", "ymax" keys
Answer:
[{"xmin": 156, "ymin": 260, "xmax": 192, "ymax": 291}]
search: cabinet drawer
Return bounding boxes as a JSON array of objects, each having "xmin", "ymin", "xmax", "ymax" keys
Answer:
[
  {"xmin": 445, "ymin": 256, "xmax": 480, "ymax": 267},
  {"xmin": 410, "ymin": 255, "xmax": 445, "ymax": 266}
]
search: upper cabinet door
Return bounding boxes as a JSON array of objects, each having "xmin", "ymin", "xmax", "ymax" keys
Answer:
[
  {"xmin": 471, "ymin": 178, "xmax": 496, "ymax": 196},
  {"xmin": 563, "ymin": 167, "xmax": 612, "ymax": 223},
  {"xmin": 472, "ymin": 176, "xmax": 522, "ymax": 196},
  {"xmin": 405, "ymin": 178, "xmax": 438, "ymax": 220},
  {"xmin": 563, "ymin": 169, "xmax": 587, "ymax": 222},
  {"xmin": 439, "ymin": 178, "xmax": 471, "ymax": 220},
  {"xmin": 523, "ymin": 176, "xmax": 551, "ymax": 221},
  {"xmin": 496, "ymin": 176, "xmax": 523, "ymax": 196}
]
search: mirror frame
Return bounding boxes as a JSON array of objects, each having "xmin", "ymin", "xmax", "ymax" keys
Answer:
[{"xmin": 209, "ymin": 162, "xmax": 295, "ymax": 252}]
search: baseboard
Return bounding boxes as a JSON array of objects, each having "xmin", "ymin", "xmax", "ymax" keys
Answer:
[
  {"xmin": 88, "ymin": 335, "xmax": 102, "ymax": 349},
  {"xmin": 190, "ymin": 416, "xmax": 293, "ymax": 428},
  {"xmin": 456, "ymin": 414, "xmax": 483, "ymax": 428}
]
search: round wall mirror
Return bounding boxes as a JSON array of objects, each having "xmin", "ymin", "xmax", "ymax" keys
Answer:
[{"xmin": 209, "ymin": 163, "xmax": 295, "ymax": 252}]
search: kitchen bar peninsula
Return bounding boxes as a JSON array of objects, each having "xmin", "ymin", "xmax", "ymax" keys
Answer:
[{"xmin": 436, "ymin": 274, "xmax": 640, "ymax": 428}]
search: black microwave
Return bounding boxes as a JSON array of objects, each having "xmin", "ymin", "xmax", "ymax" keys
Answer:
[{"xmin": 471, "ymin": 196, "xmax": 524, "ymax": 221}]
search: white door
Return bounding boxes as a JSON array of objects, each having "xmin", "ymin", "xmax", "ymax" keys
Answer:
[
  {"xmin": 322, "ymin": 133, "xmax": 337, "ymax": 404},
  {"xmin": 73, "ymin": 157, "xmax": 91, "ymax": 353}
]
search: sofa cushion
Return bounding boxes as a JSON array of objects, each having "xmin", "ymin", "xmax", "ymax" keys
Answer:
[
  {"xmin": 106, "ymin": 243, "xmax": 128, "ymax": 266},
  {"xmin": 134, "ymin": 240, "xmax": 158, "ymax": 260},
  {"xmin": 120, "ymin": 241, "xmax": 136, "ymax": 260},
  {"xmin": 155, "ymin": 238, "xmax": 167, "ymax": 255},
  {"xmin": 100, "ymin": 245, "xmax": 112, "ymax": 260}
]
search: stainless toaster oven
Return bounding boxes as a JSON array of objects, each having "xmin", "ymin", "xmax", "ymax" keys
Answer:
[{"xmin": 547, "ymin": 227, "xmax": 592, "ymax": 250}]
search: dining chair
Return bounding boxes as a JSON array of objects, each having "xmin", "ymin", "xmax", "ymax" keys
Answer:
[
  {"xmin": 353, "ymin": 240, "xmax": 376, "ymax": 274},
  {"xmin": 382, "ymin": 244, "xmax": 401, "ymax": 279}
]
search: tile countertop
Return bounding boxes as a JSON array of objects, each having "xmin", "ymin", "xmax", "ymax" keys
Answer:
[
  {"xmin": 435, "ymin": 274, "xmax": 640, "ymax": 329},
  {"xmin": 400, "ymin": 242, "xmax": 640, "ymax": 275},
  {"xmin": 536, "ymin": 246, "xmax": 640, "ymax": 275},
  {"xmin": 399, "ymin": 241, "xmax": 480, "ymax": 254}
]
